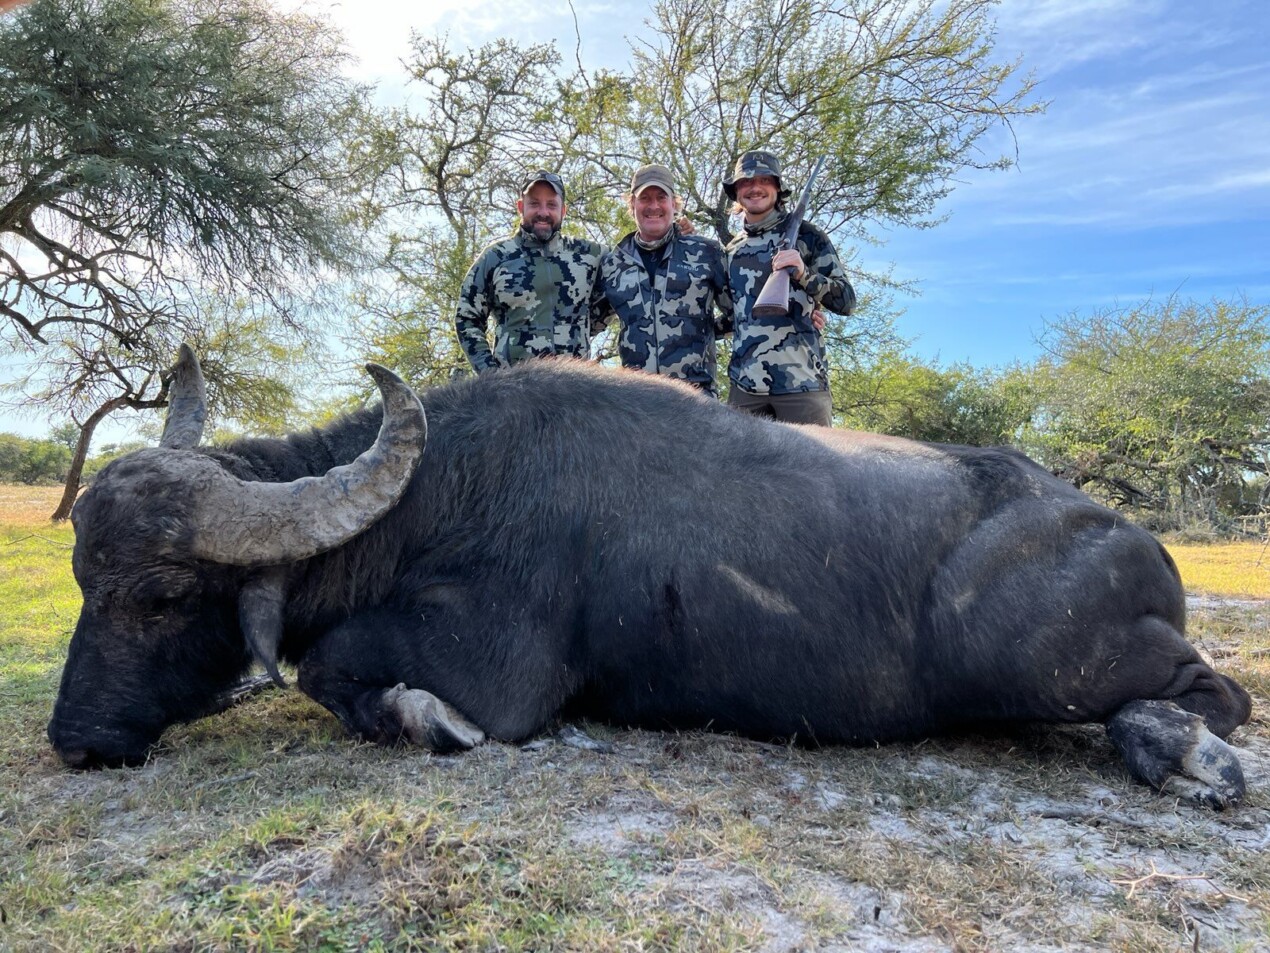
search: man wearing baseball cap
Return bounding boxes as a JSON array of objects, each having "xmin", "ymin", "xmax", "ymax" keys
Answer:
[
  {"xmin": 722, "ymin": 150, "xmax": 855, "ymax": 425},
  {"xmin": 455, "ymin": 169, "xmax": 605, "ymax": 373},
  {"xmin": 593, "ymin": 163, "xmax": 732, "ymax": 396}
]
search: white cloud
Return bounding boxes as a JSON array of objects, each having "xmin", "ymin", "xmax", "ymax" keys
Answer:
[{"xmin": 277, "ymin": 0, "xmax": 633, "ymax": 86}]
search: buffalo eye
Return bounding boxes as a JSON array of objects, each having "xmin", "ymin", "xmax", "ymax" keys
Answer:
[{"xmin": 130, "ymin": 573, "xmax": 197, "ymax": 610}]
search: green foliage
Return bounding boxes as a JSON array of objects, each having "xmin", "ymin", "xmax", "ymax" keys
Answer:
[
  {"xmin": 833, "ymin": 351, "xmax": 1034, "ymax": 445},
  {"xmin": 47, "ymin": 422, "xmax": 80, "ymax": 452},
  {"xmin": 1021, "ymin": 296, "xmax": 1270, "ymax": 527},
  {"xmin": 350, "ymin": 36, "xmax": 574, "ymax": 386},
  {"xmin": 353, "ymin": 223, "xmax": 484, "ymax": 392},
  {"xmin": 81, "ymin": 439, "xmax": 147, "ymax": 481},
  {"xmin": 0, "ymin": 0, "xmax": 365, "ymax": 344},
  {"xmin": 0, "ymin": 0, "xmax": 359, "ymax": 513},
  {"xmin": 0, "ymin": 432, "xmax": 71, "ymax": 484},
  {"xmin": 191, "ymin": 301, "xmax": 309, "ymax": 436},
  {"xmin": 621, "ymin": 0, "xmax": 1044, "ymax": 245},
  {"xmin": 818, "ymin": 286, "xmax": 1029, "ymax": 443}
]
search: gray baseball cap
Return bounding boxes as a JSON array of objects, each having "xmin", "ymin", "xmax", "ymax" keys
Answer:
[{"xmin": 631, "ymin": 163, "xmax": 675, "ymax": 198}]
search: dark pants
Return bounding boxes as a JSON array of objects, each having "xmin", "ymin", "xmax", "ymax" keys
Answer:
[{"xmin": 727, "ymin": 387, "xmax": 833, "ymax": 426}]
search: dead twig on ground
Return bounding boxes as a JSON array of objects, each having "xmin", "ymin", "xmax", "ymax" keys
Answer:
[
  {"xmin": 1036, "ymin": 806, "xmax": 1158, "ymax": 830},
  {"xmin": 1112, "ymin": 859, "xmax": 1249, "ymax": 902},
  {"xmin": 5, "ymin": 533, "xmax": 73, "ymax": 548}
]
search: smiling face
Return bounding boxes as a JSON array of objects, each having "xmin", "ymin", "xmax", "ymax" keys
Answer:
[
  {"xmin": 631, "ymin": 185, "xmax": 676, "ymax": 243},
  {"xmin": 517, "ymin": 182, "xmax": 565, "ymax": 241},
  {"xmin": 735, "ymin": 174, "xmax": 781, "ymax": 222}
]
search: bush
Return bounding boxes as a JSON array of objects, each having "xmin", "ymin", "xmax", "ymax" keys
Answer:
[{"xmin": 0, "ymin": 433, "xmax": 72, "ymax": 485}]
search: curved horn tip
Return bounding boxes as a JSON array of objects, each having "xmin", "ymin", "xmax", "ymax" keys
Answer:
[
  {"xmin": 160, "ymin": 342, "xmax": 208, "ymax": 450},
  {"xmin": 364, "ymin": 363, "xmax": 406, "ymax": 388}
]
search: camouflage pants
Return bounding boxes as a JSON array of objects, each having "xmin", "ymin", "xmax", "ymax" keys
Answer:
[{"xmin": 727, "ymin": 388, "xmax": 832, "ymax": 427}]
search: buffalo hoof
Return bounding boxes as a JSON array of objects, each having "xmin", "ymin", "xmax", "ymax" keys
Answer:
[
  {"xmin": 1107, "ymin": 699, "xmax": 1246, "ymax": 809},
  {"xmin": 382, "ymin": 684, "xmax": 485, "ymax": 753}
]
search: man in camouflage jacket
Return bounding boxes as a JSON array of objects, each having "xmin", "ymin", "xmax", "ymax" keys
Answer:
[
  {"xmin": 455, "ymin": 170, "xmax": 605, "ymax": 373},
  {"xmin": 723, "ymin": 150, "xmax": 855, "ymax": 426},
  {"xmin": 595, "ymin": 164, "xmax": 733, "ymax": 397}
]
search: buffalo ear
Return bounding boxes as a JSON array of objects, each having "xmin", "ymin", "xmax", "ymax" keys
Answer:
[{"xmin": 238, "ymin": 567, "xmax": 288, "ymax": 687}]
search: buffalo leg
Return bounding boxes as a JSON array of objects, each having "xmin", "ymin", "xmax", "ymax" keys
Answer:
[
  {"xmin": 296, "ymin": 604, "xmax": 572, "ymax": 752},
  {"xmin": 300, "ymin": 668, "xmax": 486, "ymax": 753},
  {"xmin": 349, "ymin": 682, "xmax": 485, "ymax": 752},
  {"xmin": 1106, "ymin": 700, "xmax": 1245, "ymax": 809}
]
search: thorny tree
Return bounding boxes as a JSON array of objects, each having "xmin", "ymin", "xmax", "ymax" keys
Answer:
[
  {"xmin": 612, "ymin": 0, "xmax": 1043, "ymax": 245},
  {"xmin": 1024, "ymin": 296, "xmax": 1270, "ymax": 530},
  {"xmin": 0, "ymin": 0, "xmax": 365, "ymax": 517}
]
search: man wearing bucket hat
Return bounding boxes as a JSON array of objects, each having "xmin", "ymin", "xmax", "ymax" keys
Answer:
[
  {"xmin": 455, "ymin": 169, "xmax": 605, "ymax": 373},
  {"xmin": 594, "ymin": 163, "xmax": 733, "ymax": 396},
  {"xmin": 722, "ymin": 150, "xmax": 855, "ymax": 426}
]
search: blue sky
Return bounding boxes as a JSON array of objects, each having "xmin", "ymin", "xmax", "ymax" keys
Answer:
[
  {"xmin": 329, "ymin": 0, "xmax": 1270, "ymax": 369},
  {"xmin": 3, "ymin": 0, "xmax": 1268, "ymax": 437},
  {"xmin": 871, "ymin": 0, "xmax": 1270, "ymax": 366}
]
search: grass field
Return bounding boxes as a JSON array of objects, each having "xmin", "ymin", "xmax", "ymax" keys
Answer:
[
  {"xmin": 1167, "ymin": 538, "xmax": 1270, "ymax": 600},
  {"xmin": 3, "ymin": 484, "xmax": 1269, "ymax": 951}
]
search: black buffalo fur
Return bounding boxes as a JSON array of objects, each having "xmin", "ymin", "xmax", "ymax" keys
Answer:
[{"xmin": 50, "ymin": 360, "xmax": 1253, "ymax": 801}]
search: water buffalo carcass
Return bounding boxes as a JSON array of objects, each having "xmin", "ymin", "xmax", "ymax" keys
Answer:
[{"xmin": 48, "ymin": 347, "xmax": 1252, "ymax": 807}]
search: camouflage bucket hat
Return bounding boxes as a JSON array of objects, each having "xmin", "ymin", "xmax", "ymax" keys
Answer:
[
  {"xmin": 521, "ymin": 169, "xmax": 565, "ymax": 201},
  {"xmin": 722, "ymin": 150, "xmax": 791, "ymax": 201}
]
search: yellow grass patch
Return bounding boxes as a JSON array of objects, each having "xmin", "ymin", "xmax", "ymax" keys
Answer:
[
  {"xmin": 1166, "ymin": 540, "xmax": 1270, "ymax": 599},
  {"xmin": 0, "ymin": 484, "xmax": 64, "ymax": 526}
]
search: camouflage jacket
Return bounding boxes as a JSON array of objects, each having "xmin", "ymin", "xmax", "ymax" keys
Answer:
[
  {"xmin": 725, "ymin": 212, "xmax": 855, "ymax": 395},
  {"xmin": 596, "ymin": 229, "xmax": 733, "ymax": 396},
  {"xmin": 455, "ymin": 230, "xmax": 605, "ymax": 373}
]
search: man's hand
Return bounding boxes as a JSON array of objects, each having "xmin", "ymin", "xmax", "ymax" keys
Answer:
[
  {"xmin": 676, "ymin": 216, "xmax": 696, "ymax": 236},
  {"xmin": 812, "ymin": 309, "xmax": 827, "ymax": 331},
  {"xmin": 772, "ymin": 248, "xmax": 806, "ymax": 281}
]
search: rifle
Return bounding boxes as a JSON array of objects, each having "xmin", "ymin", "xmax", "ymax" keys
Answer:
[{"xmin": 752, "ymin": 155, "xmax": 828, "ymax": 318}]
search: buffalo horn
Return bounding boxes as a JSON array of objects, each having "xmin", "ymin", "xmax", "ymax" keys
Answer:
[
  {"xmin": 188, "ymin": 363, "xmax": 426, "ymax": 566},
  {"xmin": 239, "ymin": 567, "xmax": 288, "ymax": 687},
  {"xmin": 159, "ymin": 343, "xmax": 208, "ymax": 450}
]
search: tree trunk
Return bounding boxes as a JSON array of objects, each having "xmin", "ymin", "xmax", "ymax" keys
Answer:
[{"xmin": 51, "ymin": 397, "xmax": 127, "ymax": 521}]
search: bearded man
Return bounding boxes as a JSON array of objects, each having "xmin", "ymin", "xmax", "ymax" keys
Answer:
[
  {"xmin": 594, "ymin": 164, "xmax": 733, "ymax": 396},
  {"xmin": 455, "ymin": 170, "xmax": 605, "ymax": 373}
]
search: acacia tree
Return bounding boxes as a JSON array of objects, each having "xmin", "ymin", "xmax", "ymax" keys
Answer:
[
  {"xmin": 614, "ymin": 0, "xmax": 1042, "ymax": 244},
  {"xmin": 0, "ymin": 0, "xmax": 365, "ymax": 516},
  {"xmin": 1021, "ymin": 296, "xmax": 1270, "ymax": 529}
]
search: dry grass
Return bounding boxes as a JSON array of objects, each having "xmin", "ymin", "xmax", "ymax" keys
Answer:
[
  {"xmin": 0, "ymin": 484, "xmax": 62, "ymax": 524},
  {"xmin": 3, "ymin": 484, "xmax": 1269, "ymax": 951},
  {"xmin": 1167, "ymin": 539, "xmax": 1270, "ymax": 599}
]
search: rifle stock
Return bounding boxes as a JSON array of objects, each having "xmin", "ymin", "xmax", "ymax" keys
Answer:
[
  {"xmin": 751, "ymin": 155, "xmax": 827, "ymax": 318},
  {"xmin": 752, "ymin": 270, "xmax": 791, "ymax": 317}
]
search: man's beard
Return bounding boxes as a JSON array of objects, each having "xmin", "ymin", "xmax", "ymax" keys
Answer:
[{"xmin": 522, "ymin": 217, "xmax": 559, "ymax": 241}]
